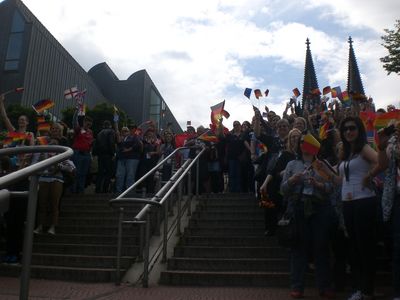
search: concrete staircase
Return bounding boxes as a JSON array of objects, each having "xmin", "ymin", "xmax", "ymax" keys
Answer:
[
  {"xmin": 0, "ymin": 193, "xmax": 142, "ymax": 282},
  {"xmin": 159, "ymin": 193, "xmax": 291, "ymax": 287}
]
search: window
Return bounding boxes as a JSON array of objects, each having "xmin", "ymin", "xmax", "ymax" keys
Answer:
[{"xmin": 4, "ymin": 11, "xmax": 26, "ymax": 71}]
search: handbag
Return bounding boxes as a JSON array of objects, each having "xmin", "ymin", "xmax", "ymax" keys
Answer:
[{"xmin": 276, "ymin": 213, "xmax": 299, "ymax": 248}]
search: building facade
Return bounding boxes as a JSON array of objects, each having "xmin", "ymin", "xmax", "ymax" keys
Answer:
[{"xmin": 0, "ymin": 0, "xmax": 181, "ymax": 133}]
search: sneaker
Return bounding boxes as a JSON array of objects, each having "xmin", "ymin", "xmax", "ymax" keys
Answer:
[
  {"xmin": 47, "ymin": 225, "xmax": 55, "ymax": 235},
  {"xmin": 348, "ymin": 291, "xmax": 362, "ymax": 300},
  {"xmin": 34, "ymin": 224, "xmax": 43, "ymax": 234},
  {"xmin": 1, "ymin": 255, "xmax": 19, "ymax": 265},
  {"xmin": 290, "ymin": 290, "xmax": 304, "ymax": 299}
]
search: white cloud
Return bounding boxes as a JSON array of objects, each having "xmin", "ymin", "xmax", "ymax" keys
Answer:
[{"xmin": 16, "ymin": 0, "xmax": 400, "ymax": 129}]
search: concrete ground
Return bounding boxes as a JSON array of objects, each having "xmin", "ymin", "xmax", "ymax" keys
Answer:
[{"xmin": 0, "ymin": 277, "xmax": 394, "ymax": 300}]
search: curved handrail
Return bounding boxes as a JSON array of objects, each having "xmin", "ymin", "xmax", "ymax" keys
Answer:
[
  {"xmin": 116, "ymin": 146, "xmax": 190, "ymax": 199},
  {"xmin": 0, "ymin": 145, "xmax": 73, "ymax": 300},
  {"xmin": 0, "ymin": 146, "xmax": 74, "ymax": 189}
]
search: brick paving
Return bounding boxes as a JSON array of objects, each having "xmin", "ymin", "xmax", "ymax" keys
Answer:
[{"xmin": 0, "ymin": 277, "xmax": 394, "ymax": 300}]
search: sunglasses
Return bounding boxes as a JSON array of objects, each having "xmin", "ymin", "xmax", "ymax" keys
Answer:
[{"xmin": 343, "ymin": 125, "xmax": 357, "ymax": 132}]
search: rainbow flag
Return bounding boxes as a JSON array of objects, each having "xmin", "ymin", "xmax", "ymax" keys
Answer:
[
  {"xmin": 301, "ymin": 133, "xmax": 320, "ymax": 155},
  {"xmin": 341, "ymin": 91, "xmax": 350, "ymax": 106},
  {"xmin": 32, "ymin": 99, "xmax": 54, "ymax": 114},
  {"xmin": 8, "ymin": 131, "xmax": 28, "ymax": 141},
  {"xmin": 37, "ymin": 136, "xmax": 49, "ymax": 145},
  {"xmin": 2, "ymin": 137, "xmax": 13, "ymax": 146},
  {"xmin": 374, "ymin": 111, "xmax": 400, "ymax": 130},
  {"xmin": 37, "ymin": 116, "xmax": 46, "ymax": 123},
  {"xmin": 37, "ymin": 122, "xmax": 50, "ymax": 132},
  {"xmin": 322, "ymin": 86, "xmax": 331, "ymax": 95}
]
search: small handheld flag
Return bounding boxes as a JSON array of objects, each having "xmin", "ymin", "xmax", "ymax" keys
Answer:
[
  {"xmin": 37, "ymin": 136, "xmax": 49, "ymax": 145},
  {"xmin": 64, "ymin": 87, "xmax": 78, "ymax": 100},
  {"xmin": 301, "ymin": 133, "xmax": 320, "ymax": 155},
  {"xmin": 32, "ymin": 99, "xmax": 54, "ymax": 114},
  {"xmin": 322, "ymin": 86, "xmax": 331, "ymax": 95},
  {"xmin": 244, "ymin": 88, "xmax": 252, "ymax": 99},
  {"xmin": 311, "ymin": 88, "xmax": 321, "ymax": 96},
  {"xmin": 37, "ymin": 122, "xmax": 51, "ymax": 132},
  {"xmin": 293, "ymin": 88, "xmax": 301, "ymax": 98},
  {"xmin": 331, "ymin": 86, "xmax": 342, "ymax": 100},
  {"xmin": 254, "ymin": 89, "xmax": 262, "ymax": 99},
  {"xmin": 264, "ymin": 89, "xmax": 269, "ymax": 97},
  {"xmin": 15, "ymin": 87, "xmax": 24, "ymax": 93}
]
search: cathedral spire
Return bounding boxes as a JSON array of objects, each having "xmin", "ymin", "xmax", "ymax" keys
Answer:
[
  {"xmin": 301, "ymin": 38, "xmax": 320, "ymax": 111},
  {"xmin": 347, "ymin": 36, "xmax": 365, "ymax": 97}
]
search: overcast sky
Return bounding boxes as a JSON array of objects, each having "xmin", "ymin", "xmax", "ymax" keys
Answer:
[{"xmin": 13, "ymin": 0, "xmax": 400, "ymax": 129}]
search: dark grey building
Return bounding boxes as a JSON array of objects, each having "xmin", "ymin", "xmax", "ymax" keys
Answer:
[
  {"xmin": 0, "ymin": 0, "xmax": 181, "ymax": 132},
  {"xmin": 88, "ymin": 63, "xmax": 180, "ymax": 131}
]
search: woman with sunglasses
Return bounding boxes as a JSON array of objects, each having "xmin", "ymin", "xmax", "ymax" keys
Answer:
[
  {"xmin": 281, "ymin": 133, "xmax": 335, "ymax": 299},
  {"xmin": 322, "ymin": 116, "xmax": 380, "ymax": 300}
]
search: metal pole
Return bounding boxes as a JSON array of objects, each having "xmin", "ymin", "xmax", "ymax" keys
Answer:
[
  {"xmin": 142, "ymin": 212, "xmax": 151, "ymax": 288},
  {"xmin": 176, "ymin": 181, "xmax": 182, "ymax": 236},
  {"xmin": 138, "ymin": 224, "xmax": 144, "ymax": 262},
  {"xmin": 162, "ymin": 198, "xmax": 168, "ymax": 263},
  {"xmin": 20, "ymin": 175, "xmax": 38, "ymax": 300},
  {"xmin": 115, "ymin": 207, "xmax": 124, "ymax": 285},
  {"xmin": 187, "ymin": 170, "xmax": 192, "ymax": 216},
  {"xmin": 195, "ymin": 158, "xmax": 200, "ymax": 200}
]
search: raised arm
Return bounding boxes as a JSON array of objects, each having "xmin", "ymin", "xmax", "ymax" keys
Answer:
[{"xmin": 0, "ymin": 93, "xmax": 16, "ymax": 132}]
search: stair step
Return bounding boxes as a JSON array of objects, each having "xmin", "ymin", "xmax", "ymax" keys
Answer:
[
  {"xmin": 167, "ymin": 257, "xmax": 289, "ymax": 272},
  {"xmin": 34, "ymin": 233, "xmax": 138, "ymax": 245},
  {"xmin": 56, "ymin": 225, "xmax": 139, "ymax": 235},
  {"xmin": 159, "ymin": 270, "xmax": 291, "ymax": 287},
  {"xmin": 180, "ymin": 236, "xmax": 277, "ymax": 246},
  {"xmin": 184, "ymin": 227, "xmax": 265, "ymax": 236},
  {"xmin": 173, "ymin": 246, "xmax": 288, "ymax": 258},
  {"xmin": 191, "ymin": 211, "xmax": 264, "ymax": 220},
  {"xmin": 0, "ymin": 264, "xmax": 124, "ymax": 282},
  {"xmin": 31, "ymin": 253, "xmax": 133, "ymax": 268},
  {"xmin": 189, "ymin": 219, "xmax": 264, "ymax": 228},
  {"xmin": 33, "ymin": 243, "xmax": 139, "ymax": 256}
]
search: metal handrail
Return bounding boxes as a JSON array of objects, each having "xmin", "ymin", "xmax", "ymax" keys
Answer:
[
  {"xmin": 109, "ymin": 145, "xmax": 206, "ymax": 287},
  {"xmin": 0, "ymin": 145, "xmax": 73, "ymax": 300}
]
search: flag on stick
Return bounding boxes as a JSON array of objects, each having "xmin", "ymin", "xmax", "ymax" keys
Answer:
[
  {"xmin": 64, "ymin": 87, "xmax": 78, "ymax": 100},
  {"xmin": 341, "ymin": 91, "xmax": 350, "ymax": 106},
  {"xmin": 32, "ymin": 99, "xmax": 54, "ymax": 114},
  {"xmin": 311, "ymin": 88, "xmax": 321, "ymax": 96},
  {"xmin": 210, "ymin": 100, "xmax": 229, "ymax": 124},
  {"xmin": 331, "ymin": 86, "xmax": 342, "ymax": 100},
  {"xmin": 322, "ymin": 86, "xmax": 331, "ymax": 95},
  {"xmin": 254, "ymin": 89, "xmax": 262, "ymax": 99},
  {"xmin": 197, "ymin": 130, "xmax": 219, "ymax": 143},
  {"xmin": 244, "ymin": 88, "xmax": 252, "ymax": 99},
  {"xmin": 301, "ymin": 133, "xmax": 320, "ymax": 155},
  {"xmin": 264, "ymin": 89, "xmax": 269, "ymax": 97},
  {"xmin": 37, "ymin": 136, "xmax": 49, "ymax": 145},
  {"xmin": 293, "ymin": 88, "xmax": 301, "ymax": 98},
  {"xmin": 37, "ymin": 122, "xmax": 51, "ymax": 132}
]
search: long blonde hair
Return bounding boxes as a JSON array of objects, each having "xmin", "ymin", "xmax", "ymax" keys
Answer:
[{"xmin": 286, "ymin": 128, "xmax": 302, "ymax": 154}]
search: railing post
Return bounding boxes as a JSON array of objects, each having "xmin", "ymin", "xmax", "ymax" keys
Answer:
[
  {"xmin": 162, "ymin": 198, "xmax": 168, "ymax": 263},
  {"xmin": 187, "ymin": 170, "xmax": 192, "ymax": 216},
  {"xmin": 142, "ymin": 212, "xmax": 151, "ymax": 288},
  {"xmin": 138, "ymin": 224, "xmax": 145, "ymax": 262},
  {"xmin": 115, "ymin": 207, "xmax": 124, "ymax": 285},
  {"xmin": 176, "ymin": 181, "xmax": 182, "ymax": 236},
  {"xmin": 195, "ymin": 158, "xmax": 200, "ymax": 200},
  {"xmin": 20, "ymin": 175, "xmax": 38, "ymax": 300}
]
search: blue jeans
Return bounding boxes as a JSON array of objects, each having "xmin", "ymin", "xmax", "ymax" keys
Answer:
[
  {"xmin": 115, "ymin": 158, "xmax": 139, "ymax": 193},
  {"xmin": 393, "ymin": 197, "xmax": 400, "ymax": 297},
  {"xmin": 72, "ymin": 151, "xmax": 91, "ymax": 193},
  {"xmin": 228, "ymin": 159, "xmax": 241, "ymax": 193},
  {"xmin": 290, "ymin": 199, "xmax": 334, "ymax": 293}
]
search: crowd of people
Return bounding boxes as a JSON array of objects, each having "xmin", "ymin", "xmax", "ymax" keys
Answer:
[{"xmin": 0, "ymin": 91, "xmax": 400, "ymax": 300}]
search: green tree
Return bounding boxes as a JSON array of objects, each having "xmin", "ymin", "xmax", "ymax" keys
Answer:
[
  {"xmin": 61, "ymin": 102, "xmax": 133, "ymax": 136},
  {"xmin": 380, "ymin": 19, "xmax": 400, "ymax": 75}
]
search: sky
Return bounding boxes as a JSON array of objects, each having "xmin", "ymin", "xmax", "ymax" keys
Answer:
[{"xmin": 12, "ymin": 0, "xmax": 400, "ymax": 130}]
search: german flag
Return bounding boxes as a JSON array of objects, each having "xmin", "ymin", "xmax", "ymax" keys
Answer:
[
  {"xmin": 32, "ymin": 99, "xmax": 54, "ymax": 114},
  {"xmin": 301, "ymin": 133, "xmax": 320, "ymax": 156},
  {"xmin": 322, "ymin": 86, "xmax": 331, "ymax": 95}
]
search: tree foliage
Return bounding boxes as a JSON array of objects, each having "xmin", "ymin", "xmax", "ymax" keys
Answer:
[
  {"xmin": 380, "ymin": 19, "xmax": 400, "ymax": 75},
  {"xmin": 61, "ymin": 102, "xmax": 133, "ymax": 136},
  {"xmin": 0, "ymin": 104, "xmax": 38, "ymax": 132}
]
